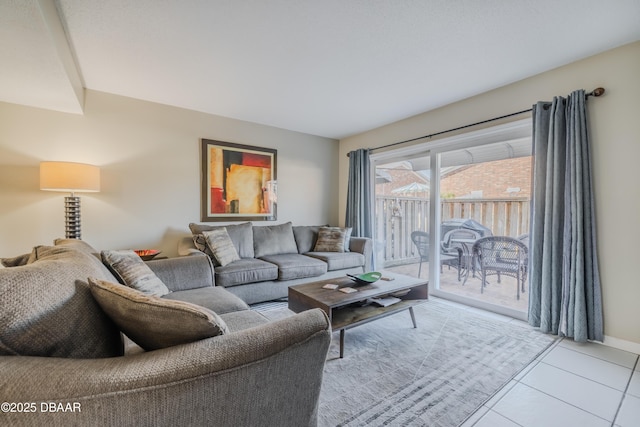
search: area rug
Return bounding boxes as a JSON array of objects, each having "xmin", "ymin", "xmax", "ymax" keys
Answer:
[{"xmin": 252, "ymin": 298, "xmax": 556, "ymax": 427}]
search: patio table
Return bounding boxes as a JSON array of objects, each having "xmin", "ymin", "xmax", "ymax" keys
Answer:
[{"xmin": 450, "ymin": 237, "xmax": 477, "ymax": 284}]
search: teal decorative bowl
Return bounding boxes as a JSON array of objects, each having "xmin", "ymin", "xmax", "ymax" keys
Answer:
[{"xmin": 347, "ymin": 272, "xmax": 382, "ymax": 286}]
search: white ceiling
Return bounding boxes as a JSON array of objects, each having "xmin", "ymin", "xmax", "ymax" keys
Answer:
[{"xmin": 2, "ymin": 1, "xmax": 640, "ymax": 139}]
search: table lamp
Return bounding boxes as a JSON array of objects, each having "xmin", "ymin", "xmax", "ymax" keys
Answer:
[{"xmin": 40, "ymin": 161, "xmax": 100, "ymax": 239}]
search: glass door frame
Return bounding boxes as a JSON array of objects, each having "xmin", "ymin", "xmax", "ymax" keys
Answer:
[{"xmin": 371, "ymin": 119, "xmax": 532, "ymax": 320}]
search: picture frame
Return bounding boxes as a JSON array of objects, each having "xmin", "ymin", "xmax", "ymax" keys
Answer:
[{"xmin": 200, "ymin": 139, "xmax": 277, "ymax": 222}]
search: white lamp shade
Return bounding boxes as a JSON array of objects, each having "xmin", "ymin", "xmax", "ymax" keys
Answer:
[{"xmin": 40, "ymin": 161, "xmax": 100, "ymax": 193}]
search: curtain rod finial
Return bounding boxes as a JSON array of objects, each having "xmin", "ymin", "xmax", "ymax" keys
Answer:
[{"xmin": 591, "ymin": 87, "xmax": 605, "ymax": 97}]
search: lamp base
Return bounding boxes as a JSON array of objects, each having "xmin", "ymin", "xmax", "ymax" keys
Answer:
[{"xmin": 64, "ymin": 196, "xmax": 82, "ymax": 239}]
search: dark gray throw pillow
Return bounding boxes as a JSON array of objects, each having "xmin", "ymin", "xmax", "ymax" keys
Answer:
[
  {"xmin": 0, "ymin": 252, "xmax": 32, "ymax": 267},
  {"xmin": 53, "ymin": 238, "xmax": 100, "ymax": 255},
  {"xmin": 89, "ymin": 278, "xmax": 228, "ymax": 351},
  {"xmin": 0, "ymin": 245, "xmax": 123, "ymax": 358}
]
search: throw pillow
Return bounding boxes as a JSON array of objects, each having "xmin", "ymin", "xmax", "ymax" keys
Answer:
[
  {"xmin": 54, "ymin": 238, "xmax": 100, "ymax": 255},
  {"xmin": 314, "ymin": 227, "xmax": 348, "ymax": 252},
  {"xmin": 203, "ymin": 228, "xmax": 241, "ymax": 266},
  {"xmin": 252, "ymin": 222, "xmax": 298, "ymax": 257},
  {"xmin": 101, "ymin": 250, "xmax": 170, "ymax": 297},
  {"xmin": 0, "ymin": 252, "xmax": 32, "ymax": 267},
  {"xmin": 88, "ymin": 278, "xmax": 228, "ymax": 351},
  {"xmin": 0, "ymin": 245, "xmax": 123, "ymax": 358},
  {"xmin": 343, "ymin": 227, "xmax": 353, "ymax": 252},
  {"xmin": 189, "ymin": 222, "xmax": 254, "ymax": 258}
]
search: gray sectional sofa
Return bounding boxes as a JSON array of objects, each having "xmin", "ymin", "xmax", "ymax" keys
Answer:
[
  {"xmin": 182, "ymin": 222, "xmax": 373, "ymax": 304},
  {"xmin": 0, "ymin": 239, "xmax": 331, "ymax": 427}
]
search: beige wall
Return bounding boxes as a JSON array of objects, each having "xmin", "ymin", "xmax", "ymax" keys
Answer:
[
  {"xmin": 339, "ymin": 42, "xmax": 640, "ymax": 347},
  {"xmin": 0, "ymin": 90, "xmax": 339, "ymax": 257}
]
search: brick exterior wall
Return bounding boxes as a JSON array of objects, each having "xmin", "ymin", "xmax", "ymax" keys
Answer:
[
  {"xmin": 376, "ymin": 156, "xmax": 532, "ymax": 199},
  {"xmin": 441, "ymin": 156, "xmax": 532, "ymax": 199}
]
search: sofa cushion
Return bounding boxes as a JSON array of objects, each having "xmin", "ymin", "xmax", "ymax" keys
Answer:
[
  {"xmin": 146, "ymin": 255, "xmax": 215, "ymax": 292},
  {"xmin": 219, "ymin": 310, "xmax": 270, "ymax": 332},
  {"xmin": 190, "ymin": 222, "xmax": 255, "ymax": 258},
  {"xmin": 292, "ymin": 225, "xmax": 324, "ymax": 254},
  {"xmin": 253, "ymin": 222, "xmax": 298, "ymax": 257},
  {"xmin": 314, "ymin": 227, "xmax": 349, "ymax": 252},
  {"xmin": 101, "ymin": 250, "xmax": 171, "ymax": 297},
  {"xmin": 203, "ymin": 228, "xmax": 241, "ymax": 266},
  {"xmin": 163, "ymin": 286, "xmax": 250, "ymax": 314},
  {"xmin": 259, "ymin": 254, "xmax": 328, "ymax": 280},
  {"xmin": 215, "ymin": 258, "xmax": 279, "ymax": 288},
  {"xmin": 306, "ymin": 251, "xmax": 366, "ymax": 271},
  {"xmin": 0, "ymin": 245, "xmax": 123, "ymax": 358},
  {"xmin": 89, "ymin": 278, "xmax": 228, "ymax": 351}
]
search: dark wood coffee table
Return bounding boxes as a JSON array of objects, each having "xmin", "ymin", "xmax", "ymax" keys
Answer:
[{"xmin": 288, "ymin": 271, "xmax": 428, "ymax": 358}]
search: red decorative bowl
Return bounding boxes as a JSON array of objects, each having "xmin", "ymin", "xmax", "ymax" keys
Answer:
[{"xmin": 134, "ymin": 249, "xmax": 161, "ymax": 261}]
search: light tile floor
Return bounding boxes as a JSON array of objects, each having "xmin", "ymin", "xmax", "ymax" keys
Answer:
[
  {"xmin": 254, "ymin": 297, "xmax": 639, "ymax": 426},
  {"xmin": 445, "ymin": 297, "xmax": 640, "ymax": 427},
  {"xmin": 387, "ymin": 264, "xmax": 640, "ymax": 426}
]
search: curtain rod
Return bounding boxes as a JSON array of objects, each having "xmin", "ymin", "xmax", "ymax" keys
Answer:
[{"xmin": 349, "ymin": 87, "xmax": 605, "ymax": 156}]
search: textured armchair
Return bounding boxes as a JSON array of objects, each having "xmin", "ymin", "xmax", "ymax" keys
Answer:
[
  {"xmin": 1, "ymin": 309, "xmax": 331, "ymax": 427},
  {"xmin": 0, "ymin": 241, "xmax": 331, "ymax": 427}
]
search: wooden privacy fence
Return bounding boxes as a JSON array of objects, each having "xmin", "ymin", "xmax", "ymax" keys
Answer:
[{"xmin": 375, "ymin": 196, "xmax": 530, "ymax": 266}]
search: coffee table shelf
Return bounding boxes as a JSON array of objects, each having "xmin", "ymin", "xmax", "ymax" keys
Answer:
[
  {"xmin": 288, "ymin": 271, "xmax": 428, "ymax": 358},
  {"xmin": 330, "ymin": 299, "xmax": 422, "ymax": 331}
]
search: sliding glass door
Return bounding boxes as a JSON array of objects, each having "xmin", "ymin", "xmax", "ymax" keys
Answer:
[
  {"xmin": 372, "ymin": 120, "xmax": 532, "ymax": 319},
  {"xmin": 374, "ymin": 155, "xmax": 431, "ymax": 278},
  {"xmin": 434, "ymin": 143, "xmax": 532, "ymax": 316}
]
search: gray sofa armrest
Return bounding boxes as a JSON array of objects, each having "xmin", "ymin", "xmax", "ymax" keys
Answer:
[
  {"xmin": 0, "ymin": 309, "xmax": 331, "ymax": 427},
  {"xmin": 349, "ymin": 237, "xmax": 373, "ymax": 271},
  {"xmin": 146, "ymin": 254, "xmax": 215, "ymax": 291}
]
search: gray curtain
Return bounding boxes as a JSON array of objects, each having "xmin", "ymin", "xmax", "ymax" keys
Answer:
[
  {"xmin": 528, "ymin": 89, "xmax": 603, "ymax": 342},
  {"xmin": 345, "ymin": 148, "xmax": 373, "ymax": 239}
]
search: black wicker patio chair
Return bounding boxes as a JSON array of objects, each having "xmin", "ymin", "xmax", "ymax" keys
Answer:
[{"xmin": 472, "ymin": 235, "xmax": 528, "ymax": 300}]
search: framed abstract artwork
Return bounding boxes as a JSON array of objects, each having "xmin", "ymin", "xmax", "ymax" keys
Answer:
[{"xmin": 200, "ymin": 139, "xmax": 277, "ymax": 222}]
